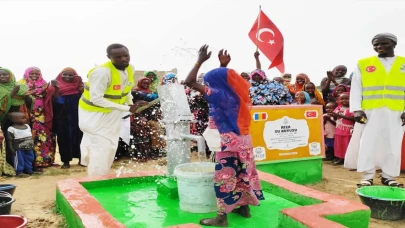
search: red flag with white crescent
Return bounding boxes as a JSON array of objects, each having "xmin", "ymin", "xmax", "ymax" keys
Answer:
[{"xmin": 248, "ymin": 10, "xmax": 285, "ymax": 73}]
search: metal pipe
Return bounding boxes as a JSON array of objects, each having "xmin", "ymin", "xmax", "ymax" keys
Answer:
[{"xmin": 179, "ymin": 134, "xmax": 206, "ymax": 153}]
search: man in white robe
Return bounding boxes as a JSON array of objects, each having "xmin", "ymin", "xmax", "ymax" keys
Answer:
[
  {"xmin": 350, "ymin": 33, "xmax": 404, "ymax": 187},
  {"xmin": 79, "ymin": 44, "xmax": 146, "ymax": 177}
]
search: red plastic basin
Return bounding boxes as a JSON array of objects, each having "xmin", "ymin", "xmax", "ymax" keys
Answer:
[{"xmin": 0, "ymin": 215, "xmax": 28, "ymax": 228}]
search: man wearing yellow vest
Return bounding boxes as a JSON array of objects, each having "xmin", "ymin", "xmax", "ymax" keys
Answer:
[
  {"xmin": 348, "ymin": 33, "xmax": 405, "ymax": 188},
  {"xmin": 79, "ymin": 43, "xmax": 147, "ymax": 177}
]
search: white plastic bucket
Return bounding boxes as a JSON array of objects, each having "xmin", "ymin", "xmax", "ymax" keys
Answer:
[{"xmin": 174, "ymin": 162, "xmax": 217, "ymax": 213}]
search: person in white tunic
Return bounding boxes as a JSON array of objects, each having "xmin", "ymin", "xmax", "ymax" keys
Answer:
[
  {"xmin": 349, "ymin": 33, "xmax": 405, "ymax": 187},
  {"xmin": 79, "ymin": 44, "xmax": 146, "ymax": 177}
]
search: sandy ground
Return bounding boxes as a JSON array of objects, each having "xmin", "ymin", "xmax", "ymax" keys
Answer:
[{"xmin": 2, "ymin": 154, "xmax": 405, "ymax": 228}]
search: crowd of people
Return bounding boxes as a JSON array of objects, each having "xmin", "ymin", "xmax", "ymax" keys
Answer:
[
  {"xmin": 0, "ymin": 32, "xmax": 403, "ymax": 226},
  {"xmin": 0, "ymin": 66, "xmax": 83, "ymax": 177}
]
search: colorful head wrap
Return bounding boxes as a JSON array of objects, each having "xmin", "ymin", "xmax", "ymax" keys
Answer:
[
  {"xmin": 303, "ymin": 91, "xmax": 311, "ymax": 104},
  {"xmin": 332, "ymin": 84, "xmax": 351, "ymax": 106},
  {"xmin": 203, "ymin": 68, "xmax": 251, "ymax": 135},
  {"xmin": 0, "ymin": 68, "xmax": 28, "ymax": 106},
  {"xmin": 249, "ymin": 69, "xmax": 266, "ymax": 81},
  {"xmin": 22, "ymin": 66, "xmax": 47, "ymax": 89},
  {"xmin": 55, "ymin": 67, "xmax": 83, "ymax": 96},
  {"xmin": 134, "ymin": 77, "xmax": 152, "ymax": 93},
  {"xmin": 331, "ymin": 84, "xmax": 350, "ymax": 98},
  {"xmin": 287, "ymin": 73, "xmax": 310, "ymax": 94},
  {"xmin": 304, "ymin": 82, "xmax": 325, "ymax": 106},
  {"xmin": 294, "ymin": 91, "xmax": 310, "ymax": 105},
  {"xmin": 162, "ymin": 72, "xmax": 177, "ymax": 85},
  {"xmin": 144, "ymin": 71, "xmax": 159, "ymax": 93}
]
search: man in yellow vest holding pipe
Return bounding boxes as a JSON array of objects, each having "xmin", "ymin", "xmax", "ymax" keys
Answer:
[
  {"xmin": 79, "ymin": 43, "xmax": 147, "ymax": 177},
  {"xmin": 348, "ymin": 33, "xmax": 405, "ymax": 188}
]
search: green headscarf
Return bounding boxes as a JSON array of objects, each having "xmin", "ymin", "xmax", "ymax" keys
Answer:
[
  {"xmin": 0, "ymin": 68, "xmax": 29, "ymax": 106},
  {"xmin": 144, "ymin": 71, "xmax": 159, "ymax": 93}
]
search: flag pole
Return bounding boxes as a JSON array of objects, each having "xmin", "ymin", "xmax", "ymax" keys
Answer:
[{"xmin": 255, "ymin": 5, "xmax": 262, "ymax": 52}]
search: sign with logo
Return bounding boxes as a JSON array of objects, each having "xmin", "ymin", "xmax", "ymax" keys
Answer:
[
  {"xmin": 263, "ymin": 116, "xmax": 310, "ymax": 150},
  {"xmin": 250, "ymin": 105, "xmax": 324, "ymax": 162},
  {"xmin": 253, "ymin": 147, "xmax": 266, "ymax": 161}
]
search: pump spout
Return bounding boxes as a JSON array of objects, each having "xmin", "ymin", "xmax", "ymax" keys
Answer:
[{"xmin": 180, "ymin": 134, "xmax": 206, "ymax": 153}]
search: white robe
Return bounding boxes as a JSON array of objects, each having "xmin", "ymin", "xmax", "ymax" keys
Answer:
[
  {"xmin": 120, "ymin": 112, "xmax": 131, "ymax": 145},
  {"xmin": 79, "ymin": 65, "xmax": 134, "ymax": 177},
  {"xmin": 346, "ymin": 57, "xmax": 404, "ymax": 177},
  {"xmin": 344, "ymin": 122, "xmax": 365, "ymax": 169}
]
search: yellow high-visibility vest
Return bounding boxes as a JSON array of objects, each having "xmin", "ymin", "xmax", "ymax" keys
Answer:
[
  {"xmin": 79, "ymin": 61, "xmax": 134, "ymax": 113},
  {"xmin": 359, "ymin": 56, "xmax": 405, "ymax": 111}
]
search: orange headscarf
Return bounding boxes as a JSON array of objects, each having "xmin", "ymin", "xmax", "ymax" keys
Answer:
[
  {"xmin": 304, "ymin": 82, "xmax": 325, "ymax": 106},
  {"xmin": 287, "ymin": 73, "xmax": 310, "ymax": 94}
]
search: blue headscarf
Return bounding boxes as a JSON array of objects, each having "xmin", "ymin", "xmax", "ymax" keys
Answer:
[
  {"xmin": 203, "ymin": 68, "xmax": 251, "ymax": 135},
  {"xmin": 292, "ymin": 91, "xmax": 311, "ymax": 105},
  {"xmin": 303, "ymin": 91, "xmax": 311, "ymax": 104},
  {"xmin": 162, "ymin": 72, "xmax": 177, "ymax": 85}
]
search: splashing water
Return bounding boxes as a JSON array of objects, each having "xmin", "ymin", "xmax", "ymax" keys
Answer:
[
  {"xmin": 160, "ymin": 38, "xmax": 220, "ymax": 78},
  {"xmin": 115, "ymin": 39, "xmax": 214, "ymax": 178}
]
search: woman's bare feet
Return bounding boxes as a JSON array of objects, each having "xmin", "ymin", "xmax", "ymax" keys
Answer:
[
  {"xmin": 200, "ymin": 214, "xmax": 228, "ymax": 227},
  {"xmin": 232, "ymin": 205, "xmax": 251, "ymax": 218}
]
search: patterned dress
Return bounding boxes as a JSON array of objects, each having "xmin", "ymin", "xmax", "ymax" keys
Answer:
[
  {"xmin": 209, "ymin": 117, "xmax": 264, "ymax": 214},
  {"xmin": 333, "ymin": 106, "xmax": 354, "ymax": 159},
  {"xmin": 29, "ymin": 86, "xmax": 56, "ymax": 167},
  {"xmin": 250, "ymin": 79, "xmax": 292, "ymax": 105}
]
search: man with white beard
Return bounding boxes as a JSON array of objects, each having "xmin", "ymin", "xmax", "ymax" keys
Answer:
[{"xmin": 350, "ymin": 33, "xmax": 405, "ymax": 188}]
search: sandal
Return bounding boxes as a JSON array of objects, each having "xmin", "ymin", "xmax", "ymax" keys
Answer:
[
  {"xmin": 357, "ymin": 179, "xmax": 373, "ymax": 188},
  {"xmin": 61, "ymin": 164, "xmax": 70, "ymax": 169},
  {"xmin": 381, "ymin": 177, "xmax": 404, "ymax": 188},
  {"xmin": 332, "ymin": 159, "xmax": 344, "ymax": 166}
]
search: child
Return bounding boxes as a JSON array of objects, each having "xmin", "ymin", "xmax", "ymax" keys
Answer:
[
  {"xmin": 329, "ymin": 84, "xmax": 350, "ymax": 104},
  {"xmin": 329, "ymin": 93, "xmax": 355, "ymax": 165},
  {"xmin": 293, "ymin": 91, "xmax": 311, "ymax": 105},
  {"xmin": 323, "ymin": 102, "xmax": 337, "ymax": 161},
  {"xmin": 6, "ymin": 112, "xmax": 35, "ymax": 177},
  {"xmin": 304, "ymin": 82, "xmax": 325, "ymax": 106},
  {"xmin": 184, "ymin": 45, "xmax": 264, "ymax": 226}
]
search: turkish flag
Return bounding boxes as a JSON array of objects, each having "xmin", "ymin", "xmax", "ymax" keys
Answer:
[
  {"xmin": 305, "ymin": 111, "xmax": 318, "ymax": 118},
  {"xmin": 248, "ymin": 10, "xmax": 284, "ymax": 73}
]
